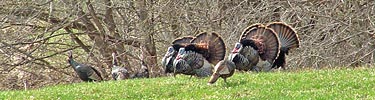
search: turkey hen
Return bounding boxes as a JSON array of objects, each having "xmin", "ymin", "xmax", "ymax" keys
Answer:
[
  {"xmin": 111, "ymin": 52, "xmax": 130, "ymax": 80},
  {"xmin": 161, "ymin": 36, "xmax": 194, "ymax": 74},
  {"xmin": 67, "ymin": 51, "xmax": 103, "ymax": 82},
  {"xmin": 208, "ymin": 59, "xmax": 236, "ymax": 84},
  {"xmin": 229, "ymin": 24, "xmax": 280, "ymax": 72},
  {"xmin": 173, "ymin": 32, "xmax": 226, "ymax": 77},
  {"xmin": 266, "ymin": 22, "xmax": 300, "ymax": 69}
]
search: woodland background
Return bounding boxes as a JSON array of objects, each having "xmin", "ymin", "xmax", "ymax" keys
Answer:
[{"xmin": 0, "ymin": 0, "xmax": 374, "ymax": 90}]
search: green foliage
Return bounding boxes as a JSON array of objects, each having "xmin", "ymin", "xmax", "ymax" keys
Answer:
[{"xmin": 1, "ymin": 68, "xmax": 375, "ymax": 99}]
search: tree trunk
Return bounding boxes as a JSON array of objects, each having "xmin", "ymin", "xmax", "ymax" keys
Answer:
[{"xmin": 134, "ymin": 0, "xmax": 159, "ymax": 77}]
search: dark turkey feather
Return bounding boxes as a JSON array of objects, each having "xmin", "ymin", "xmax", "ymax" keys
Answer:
[
  {"xmin": 240, "ymin": 39, "xmax": 258, "ymax": 50},
  {"xmin": 195, "ymin": 62, "xmax": 213, "ymax": 77},
  {"xmin": 266, "ymin": 22, "xmax": 300, "ymax": 69},
  {"xmin": 173, "ymin": 49, "xmax": 206, "ymax": 76},
  {"xmin": 191, "ymin": 32, "xmax": 226, "ymax": 65},
  {"xmin": 241, "ymin": 24, "xmax": 280, "ymax": 64},
  {"xmin": 68, "ymin": 51, "xmax": 103, "ymax": 82},
  {"xmin": 229, "ymin": 44, "xmax": 259, "ymax": 71},
  {"xmin": 230, "ymin": 53, "xmax": 249, "ymax": 68},
  {"xmin": 271, "ymin": 50, "xmax": 287, "ymax": 69},
  {"xmin": 208, "ymin": 60, "xmax": 236, "ymax": 84},
  {"xmin": 89, "ymin": 67, "xmax": 103, "ymax": 81},
  {"xmin": 173, "ymin": 58, "xmax": 194, "ymax": 75}
]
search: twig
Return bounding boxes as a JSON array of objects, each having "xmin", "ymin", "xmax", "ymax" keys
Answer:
[{"xmin": 348, "ymin": 48, "xmax": 375, "ymax": 67}]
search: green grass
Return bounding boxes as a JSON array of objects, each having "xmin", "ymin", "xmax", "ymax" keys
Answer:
[{"xmin": 1, "ymin": 68, "xmax": 375, "ymax": 99}]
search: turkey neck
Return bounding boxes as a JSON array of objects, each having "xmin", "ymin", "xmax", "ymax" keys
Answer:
[
  {"xmin": 68, "ymin": 58, "xmax": 80, "ymax": 69},
  {"xmin": 112, "ymin": 53, "xmax": 118, "ymax": 66}
]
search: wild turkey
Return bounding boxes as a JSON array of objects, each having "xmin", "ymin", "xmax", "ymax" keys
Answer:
[
  {"xmin": 130, "ymin": 60, "xmax": 149, "ymax": 78},
  {"xmin": 111, "ymin": 52, "xmax": 130, "ymax": 80},
  {"xmin": 67, "ymin": 51, "xmax": 103, "ymax": 82},
  {"xmin": 229, "ymin": 23, "xmax": 280, "ymax": 72},
  {"xmin": 173, "ymin": 47, "xmax": 210, "ymax": 77},
  {"xmin": 208, "ymin": 59, "xmax": 236, "ymax": 84},
  {"xmin": 173, "ymin": 32, "xmax": 226, "ymax": 77},
  {"xmin": 229, "ymin": 40, "xmax": 260, "ymax": 72},
  {"xmin": 266, "ymin": 22, "xmax": 299, "ymax": 69},
  {"xmin": 161, "ymin": 36, "xmax": 194, "ymax": 74}
]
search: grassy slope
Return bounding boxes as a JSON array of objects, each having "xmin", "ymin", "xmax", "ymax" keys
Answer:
[{"xmin": 1, "ymin": 68, "xmax": 375, "ymax": 99}]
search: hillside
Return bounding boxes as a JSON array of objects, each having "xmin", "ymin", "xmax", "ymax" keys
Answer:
[
  {"xmin": 1, "ymin": 67, "xmax": 375, "ymax": 99},
  {"xmin": 1, "ymin": 0, "xmax": 374, "ymax": 90}
]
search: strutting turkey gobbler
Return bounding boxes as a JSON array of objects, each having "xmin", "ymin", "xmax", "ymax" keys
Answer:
[
  {"xmin": 161, "ymin": 36, "xmax": 194, "ymax": 74},
  {"xmin": 67, "ymin": 51, "xmax": 103, "ymax": 82},
  {"xmin": 266, "ymin": 22, "xmax": 299, "ymax": 69},
  {"xmin": 173, "ymin": 32, "xmax": 226, "ymax": 77},
  {"xmin": 208, "ymin": 59, "xmax": 236, "ymax": 84},
  {"xmin": 229, "ymin": 23, "xmax": 281, "ymax": 72},
  {"xmin": 111, "ymin": 52, "xmax": 130, "ymax": 80}
]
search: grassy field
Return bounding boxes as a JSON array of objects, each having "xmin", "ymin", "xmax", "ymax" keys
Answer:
[{"xmin": 1, "ymin": 67, "xmax": 375, "ymax": 99}]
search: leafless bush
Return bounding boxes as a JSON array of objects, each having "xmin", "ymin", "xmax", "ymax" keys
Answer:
[{"xmin": 0, "ymin": 0, "xmax": 374, "ymax": 90}]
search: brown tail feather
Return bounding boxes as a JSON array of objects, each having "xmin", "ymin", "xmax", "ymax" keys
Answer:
[
  {"xmin": 91, "ymin": 67, "xmax": 103, "ymax": 81},
  {"xmin": 191, "ymin": 32, "xmax": 226, "ymax": 65},
  {"xmin": 266, "ymin": 22, "xmax": 299, "ymax": 50},
  {"xmin": 241, "ymin": 24, "xmax": 281, "ymax": 63},
  {"xmin": 172, "ymin": 36, "xmax": 194, "ymax": 45},
  {"xmin": 194, "ymin": 43, "xmax": 209, "ymax": 50},
  {"xmin": 240, "ymin": 23, "xmax": 264, "ymax": 41}
]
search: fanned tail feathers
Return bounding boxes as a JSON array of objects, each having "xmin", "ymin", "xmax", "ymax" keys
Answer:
[
  {"xmin": 266, "ymin": 22, "xmax": 300, "ymax": 69},
  {"xmin": 191, "ymin": 32, "xmax": 226, "ymax": 65},
  {"xmin": 266, "ymin": 22, "xmax": 299, "ymax": 50},
  {"xmin": 241, "ymin": 24, "xmax": 281, "ymax": 63}
]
